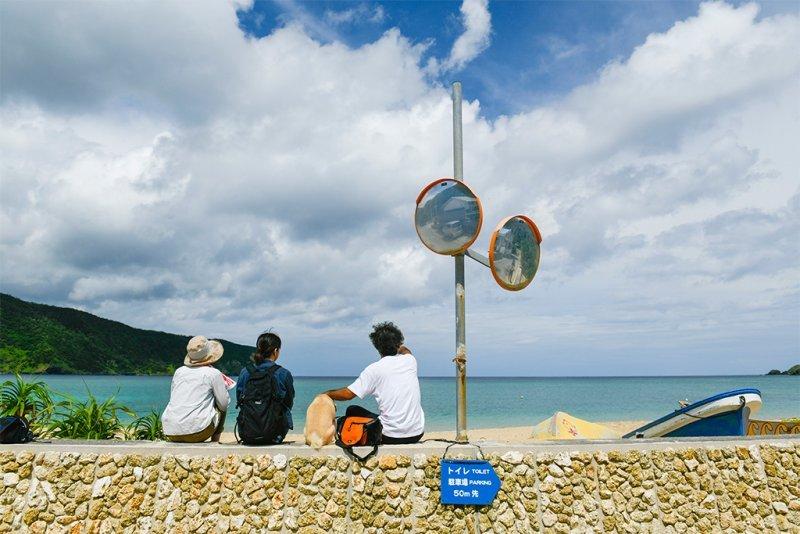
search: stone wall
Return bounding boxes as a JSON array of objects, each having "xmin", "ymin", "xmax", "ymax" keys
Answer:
[{"xmin": 1, "ymin": 439, "xmax": 798, "ymax": 533}]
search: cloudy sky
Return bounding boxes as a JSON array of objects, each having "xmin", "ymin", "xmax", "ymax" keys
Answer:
[{"xmin": 1, "ymin": 0, "xmax": 798, "ymax": 376}]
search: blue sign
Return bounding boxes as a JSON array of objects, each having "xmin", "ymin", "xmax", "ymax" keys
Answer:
[{"xmin": 440, "ymin": 459, "xmax": 501, "ymax": 505}]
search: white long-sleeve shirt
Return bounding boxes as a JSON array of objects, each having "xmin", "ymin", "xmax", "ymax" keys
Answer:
[{"xmin": 161, "ymin": 365, "xmax": 230, "ymax": 436}]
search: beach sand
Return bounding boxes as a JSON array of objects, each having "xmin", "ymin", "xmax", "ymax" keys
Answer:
[{"xmin": 218, "ymin": 420, "xmax": 645, "ymax": 445}]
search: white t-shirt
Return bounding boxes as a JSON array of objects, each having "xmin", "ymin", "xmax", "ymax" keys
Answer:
[
  {"xmin": 348, "ymin": 353, "xmax": 425, "ymax": 438},
  {"xmin": 161, "ymin": 365, "xmax": 230, "ymax": 436}
]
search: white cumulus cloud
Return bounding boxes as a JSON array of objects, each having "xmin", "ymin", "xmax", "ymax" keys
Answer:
[
  {"xmin": 0, "ymin": 1, "xmax": 797, "ymax": 375},
  {"xmin": 439, "ymin": 0, "xmax": 492, "ymax": 72}
]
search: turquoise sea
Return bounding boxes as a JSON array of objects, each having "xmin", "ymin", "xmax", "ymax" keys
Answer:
[{"xmin": 5, "ymin": 374, "xmax": 798, "ymax": 432}]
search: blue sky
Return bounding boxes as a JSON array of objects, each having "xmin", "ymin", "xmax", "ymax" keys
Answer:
[
  {"xmin": 1, "ymin": 1, "xmax": 798, "ymax": 376},
  {"xmin": 237, "ymin": 0, "xmax": 795, "ymax": 117}
]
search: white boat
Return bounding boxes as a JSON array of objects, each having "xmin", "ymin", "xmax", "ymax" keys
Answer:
[{"xmin": 623, "ymin": 388, "xmax": 762, "ymax": 439}]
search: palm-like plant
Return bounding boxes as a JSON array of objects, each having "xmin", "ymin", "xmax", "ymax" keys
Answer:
[
  {"xmin": 126, "ymin": 410, "xmax": 164, "ymax": 441},
  {"xmin": 0, "ymin": 373, "xmax": 55, "ymax": 433},
  {"xmin": 48, "ymin": 389, "xmax": 135, "ymax": 440}
]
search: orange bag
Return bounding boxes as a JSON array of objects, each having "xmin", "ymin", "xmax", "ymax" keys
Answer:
[
  {"xmin": 335, "ymin": 406, "xmax": 382, "ymax": 461},
  {"xmin": 340, "ymin": 416, "xmax": 375, "ymax": 446}
]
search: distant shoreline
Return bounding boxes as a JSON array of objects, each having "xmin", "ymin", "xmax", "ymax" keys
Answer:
[
  {"xmin": 766, "ymin": 364, "xmax": 800, "ymax": 376},
  {"xmin": 4, "ymin": 372, "xmax": 800, "ymax": 378},
  {"xmin": 4, "ymin": 294, "xmax": 796, "ymax": 378}
]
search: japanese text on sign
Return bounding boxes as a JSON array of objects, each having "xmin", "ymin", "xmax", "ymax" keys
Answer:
[{"xmin": 440, "ymin": 459, "xmax": 501, "ymax": 505}]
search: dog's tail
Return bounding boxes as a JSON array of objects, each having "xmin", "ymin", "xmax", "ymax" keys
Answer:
[{"xmin": 307, "ymin": 431, "xmax": 324, "ymax": 450}]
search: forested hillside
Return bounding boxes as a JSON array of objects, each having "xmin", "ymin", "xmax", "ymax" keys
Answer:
[{"xmin": 0, "ymin": 293, "xmax": 253, "ymax": 375}]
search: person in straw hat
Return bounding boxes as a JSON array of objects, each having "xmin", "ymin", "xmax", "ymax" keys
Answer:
[{"xmin": 161, "ymin": 336, "xmax": 230, "ymax": 442}]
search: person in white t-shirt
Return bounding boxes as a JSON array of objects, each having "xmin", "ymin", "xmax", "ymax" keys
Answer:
[{"xmin": 324, "ymin": 322, "xmax": 425, "ymax": 444}]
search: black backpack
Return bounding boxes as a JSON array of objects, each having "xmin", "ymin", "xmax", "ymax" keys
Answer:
[
  {"xmin": 235, "ymin": 364, "xmax": 287, "ymax": 445},
  {"xmin": 0, "ymin": 416, "xmax": 34, "ymax": 444}
]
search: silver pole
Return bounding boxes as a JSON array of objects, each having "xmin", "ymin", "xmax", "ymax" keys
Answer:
[
  {"xmin": 465, "ymin": 248, "xmax": 490, "ymax": 268},
  {"xmin": 452, "ymin": 82, "xmax": 468, "ymax": 442}
]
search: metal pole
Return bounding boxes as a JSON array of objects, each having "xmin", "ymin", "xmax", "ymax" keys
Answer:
[{"xmin": 452, "ymin": 82, "xmax": 468, "ymax": 442}]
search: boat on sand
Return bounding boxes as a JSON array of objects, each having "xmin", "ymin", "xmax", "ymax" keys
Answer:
[{"xmin": 623, "ymin": 388, "xmax": 762, "ymax": 439}]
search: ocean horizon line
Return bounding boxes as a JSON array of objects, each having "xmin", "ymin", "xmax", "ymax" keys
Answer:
[{"xmin": 5, "ymin": 373, "xmax": 795, "ymax": 379}]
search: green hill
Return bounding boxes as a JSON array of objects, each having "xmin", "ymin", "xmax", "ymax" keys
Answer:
[
  {"xmin": 766, "ymin": 364, "xmax": 800, "ymax": 376},
  {"xmin": 0, "ymin": 293, "xmax": 253, "ymax": 375}
]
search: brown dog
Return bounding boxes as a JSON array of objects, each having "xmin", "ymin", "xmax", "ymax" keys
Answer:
[{"xmin": 304, "ymin": 394, "xmax": 336, "ymax": 449}]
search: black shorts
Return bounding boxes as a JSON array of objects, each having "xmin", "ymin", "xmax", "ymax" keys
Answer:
[{"xmin": 381, "ymin": 432, "xmax": 424, "ymax": 444}]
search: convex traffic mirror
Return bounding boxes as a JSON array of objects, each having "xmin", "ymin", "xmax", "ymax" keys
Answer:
[
  {"xmin": 489, "ymin": 215, "xmax": 542, "ymax": 291},
  {"xmin": 415, "ymin": 178, "xmax": 483, "ymax": 255},
  {"xmin": 415, "ymin": 178, "xmax": 542, "ymax": 291}
]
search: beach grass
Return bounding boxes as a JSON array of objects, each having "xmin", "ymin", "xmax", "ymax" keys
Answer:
[{"xmin": 1, "ymin": 373, "xmax": 161, "ymax": 440}]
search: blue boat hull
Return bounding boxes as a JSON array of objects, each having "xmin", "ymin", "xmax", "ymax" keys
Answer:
[{"xmin": 663, "ymin": 405, "xmax": 749, "ymax": 438}]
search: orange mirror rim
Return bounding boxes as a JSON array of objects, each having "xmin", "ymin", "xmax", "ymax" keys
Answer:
[
  {"xmin": 488, "ymin": 214, "xmax": 542, "ymax": 291},
  {"xmin": 414, "ymin": 178, "xmax": 484, "ymax": 256}
]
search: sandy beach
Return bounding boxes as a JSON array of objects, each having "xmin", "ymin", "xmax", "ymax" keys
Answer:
[{"xmin": 218, "ymin": 420, "xmax": 645, "ymax": 445}]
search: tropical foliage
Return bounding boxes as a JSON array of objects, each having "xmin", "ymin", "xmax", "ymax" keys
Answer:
[
  {"xmin": 47, "ymin": 389, "xmax": 136, "ymax": 440},
  {"xmin": 0, "ymin": 373, "xmax": 55, "ymax": 433},
  {"xmin": 0, "ymin": 293, "xmax": 253, "ymax": 375},
  {"xmin": 0, "ymin": 375, "xmax": 169, "ymax": 441},
  {"xmin": 126, "ymin": 411, "xmax": 165, "ymax": 441}
]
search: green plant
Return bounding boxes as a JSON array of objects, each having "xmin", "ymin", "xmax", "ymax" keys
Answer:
[
  {"xmin": 0, "ymin": 373, "xmax": 55, "ymax": 432},
  {"xmin": 127, "ymin": 410, "xmax": 164, "ymax": 441},
  {"xmin": 48, "ymin": 389, "xmax": 135, "ymax": 440}
]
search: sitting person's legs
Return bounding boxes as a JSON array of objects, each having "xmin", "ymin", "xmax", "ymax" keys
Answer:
[
  {"xmin": 167, "ymin": 410, "xmax": 226, "ymax": 443},
  {"xmin": 211, "ymin": 410, "xmax": 226, "ymax": 442},
  {"xmin": 381, "ymin": 432, "xmax": 424, "ymax": 445},
  {"xmin": 166, "ymin": 421, "xmax": 215, "ymax": 443}
]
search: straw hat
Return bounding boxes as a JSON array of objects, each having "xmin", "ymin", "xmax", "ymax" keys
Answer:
[{"xmin": 184, "ymin": 336, "xmax": 224, "ymax": 367}]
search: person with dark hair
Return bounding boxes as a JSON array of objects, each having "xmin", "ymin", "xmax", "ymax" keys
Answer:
[
  {"xmin": 235, "ymin": 332, "xmax": 295, "ymax": 444},
  {"xmin": 324, "ymin": 322, "xmax": 425, "ymax": 444}
]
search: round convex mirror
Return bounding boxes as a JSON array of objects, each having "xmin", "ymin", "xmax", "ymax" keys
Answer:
[
  {"xmin": 414, "ymin": 178, "xmax": 483, "ymax": 255},
  {"xmin": 489, "ymin": 215, "xmax": 542, "ymax": 291}
]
